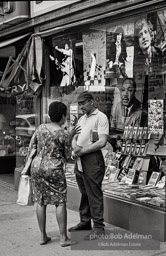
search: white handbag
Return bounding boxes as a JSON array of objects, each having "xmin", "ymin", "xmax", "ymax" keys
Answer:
[{"xmin": 17, "ymin": 175, "xmax": 34, "ymax": 206}]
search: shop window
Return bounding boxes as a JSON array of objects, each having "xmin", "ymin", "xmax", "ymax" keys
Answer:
[
  {"xmin": 46, "ymin": 9, "xmax": 166, "ymax": 132},
  {"xmin": 44, "ymin": 8, "xmax": 166, "ymax": 211},
  {"xmin": 15, "ymin": 92, "xmax": 38, "ymax": 168},
  {"xmin": 0, "ymin": 96, "xmax": 16, "ymax": 158}
]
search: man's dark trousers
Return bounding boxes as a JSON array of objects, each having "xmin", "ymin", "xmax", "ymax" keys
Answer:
[{"xmin": 75, "ymin": 150, "xmax": 105, "ymax": 229}]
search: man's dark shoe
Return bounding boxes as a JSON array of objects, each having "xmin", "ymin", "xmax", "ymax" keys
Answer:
[
  {"xmin": 68, "ymin": 223, "xmax": 92, "ymax": 232},
  {"xmin": 83, "ymin": 228, "xmax": 105, "ymax": 241}
]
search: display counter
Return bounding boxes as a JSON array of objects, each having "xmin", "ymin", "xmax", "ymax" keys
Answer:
[
  {"xmin": 66, "ymin": 180, "xmax": 166, "ymax": 242},
  {"xmin": 103, "ymin": 191, "xmax": 166, "ymax": 242}
]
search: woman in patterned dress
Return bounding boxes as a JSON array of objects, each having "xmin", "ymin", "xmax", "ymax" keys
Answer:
[{"xmin": 25, "ymin": 101, "xmax": 80, "ymax": 246}]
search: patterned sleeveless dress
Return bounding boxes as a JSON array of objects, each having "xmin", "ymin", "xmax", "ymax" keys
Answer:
[{"xmin": 28, "ymin": 124, "xmax": 71, "ymax": 206}]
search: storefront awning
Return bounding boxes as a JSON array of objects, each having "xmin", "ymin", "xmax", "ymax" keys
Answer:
[
  {"xmin": 0, "ymin": 33, "xmax": 30, "ymax": 49},
  {"xmin": 35, "ymin": 0, "xmax": 164, "ymax": 38},
  {"xmin": 0, "ymin": 34, "xmax": 44, "ymax": 95}
]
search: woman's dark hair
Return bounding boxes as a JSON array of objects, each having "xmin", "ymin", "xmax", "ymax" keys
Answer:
[{"xmin": 48, "ymin": 101, "xmax": 67, "ymax": 122}]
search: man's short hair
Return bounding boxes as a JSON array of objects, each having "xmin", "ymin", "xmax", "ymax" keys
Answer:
[
  {"xmin": 77, "ymin": 91, "xmax": 94, "ymax": 103},
  {"xmin": 122, "ymin": 77, "xmax": 136, "ymax": 91}
]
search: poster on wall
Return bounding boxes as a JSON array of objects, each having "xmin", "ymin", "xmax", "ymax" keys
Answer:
[
  {"xmin": 106, "ymin": 22, "xmax": 134, "ymax": 82},
  {"xmin": 148, "ymin": 99, "xmax": 164, "ymax": 135},
  {"xmin": 109, "ymin": 10, "xmax": 166, "ymax": 135},
  {"xmin": 50, "ymin": 39, "xmax": 76, "ymax": 88},
  {"xmin": 156, "ymin": 9, "xmax": 166, "ymax": 74},
  {"xmin": 82, "ymin": 31, "xmax": 106, "ymax": 91},
  {"xmin": 49, "ymin": 35, "xmax": 84, "ymax": 105},
  {"xmin": 147, "ymin": 99, "xmax": 166, "ymax": 157},
  {"xmin": 106, "ymin": 20, "xmax": 146, "ymax": 132},
  {"xmin": 134, "ymin": 12, "xmax": 166, "ymax": 99},
  {"xmin": 110, "ymin": 76, "xmax": 146, "ymax": 132}
]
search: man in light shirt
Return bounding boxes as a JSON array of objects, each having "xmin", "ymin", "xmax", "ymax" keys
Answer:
[{"xmin": 68, "ymin": 91, "xmax": 109, "ymax": 240}]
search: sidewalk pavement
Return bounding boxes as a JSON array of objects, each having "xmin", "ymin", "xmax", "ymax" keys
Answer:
[{"xmin": 0, "ymin": 174, "xmax": 166, "ymax": 256}]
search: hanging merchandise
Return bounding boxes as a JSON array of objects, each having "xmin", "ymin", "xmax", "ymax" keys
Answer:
[
  {"xmin": 0, "ymin": 35, "xmax": 44, "ymax": 95},
  {"xmin": 0, "ymin": 36, "xmax": 32, "ymax": 94},
  {"xmin": 28, "ymin": 36, "xmax": 45, "ymax": 93}
]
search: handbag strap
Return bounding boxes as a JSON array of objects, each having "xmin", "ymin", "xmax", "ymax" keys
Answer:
[{"xmin": 39, "ymin": 125, "xmax": 49, "ymax": 165}]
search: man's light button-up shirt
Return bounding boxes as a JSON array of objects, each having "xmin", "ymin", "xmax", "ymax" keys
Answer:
[{"xmin": 76, "ymin": 109, "xmax": 109, "ymax": 147}]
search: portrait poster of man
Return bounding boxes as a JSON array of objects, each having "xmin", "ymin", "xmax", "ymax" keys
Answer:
[
  {"xmin": 110, "ymin": 77, "xmax": 144, "ymax": 133},
  {"xmin": 134, "ymin": 12, "xmax": 166, "ymax": 99},
  {"xmin": 106, "ymin": 22, "xmax": 134, "ymax": 81}
]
